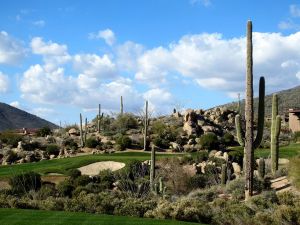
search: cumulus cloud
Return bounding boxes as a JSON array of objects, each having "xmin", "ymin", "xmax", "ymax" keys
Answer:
[
  {"xmin": 190, "ymin": 0, "xmax": 211, "ymax": 7},
  {"xmin": 30, "ymin": 37, "xmax": 71, "ymax": 70},
  {"xmin": 73, "ymin": 54, "xmax": 117, "ymax": 80},
  {"xmin": 10, "ymin": 101, "xmax": 20, "ymax": 108},
  {"xmin": 89, "ymin": 29, "xmax": 116, "ymax": 46},
  {"xmin": 143, "ymin": 88, "xmax": 174, "ymax": 114},
  {"xmin": 0, "ymin": 72, "xmax": 9, "ymax": 93},
  {"xmin": 0, "ymin": 31, "xmax": 25, "ymax": 65}
]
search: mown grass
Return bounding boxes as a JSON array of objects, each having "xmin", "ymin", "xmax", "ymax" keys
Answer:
[
  {"xmin": 0, "ymin": 208, "xmax": 200, "ymax": 225},
  {"xmin": 229, "ymin": 143, "xmax": 300, "ymax": 159},
  {"xmin": 0, "ymin": 152, "xmax": 181, "ymax": 179},
  {"xmin": 289, "ymin": 156, "xmax": 300, "ymax": 189}
]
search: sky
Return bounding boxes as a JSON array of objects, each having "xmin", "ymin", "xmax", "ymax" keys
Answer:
[{"xmin": 1, "ymin": 0, "xmax": 300, "ymax": 126}]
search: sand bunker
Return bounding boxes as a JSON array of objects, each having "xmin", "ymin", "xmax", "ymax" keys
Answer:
[{"xmin": 78, "ymin": 161, "xmax": 125, "ymax": 176}]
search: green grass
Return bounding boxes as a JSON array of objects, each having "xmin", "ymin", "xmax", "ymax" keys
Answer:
[
  {"xmin": 0, "ymin": 208, "xmax": 200, "ymax": 225},
  {"xmin": 229, "ymin": 143, "xmax": 300, "ymax": 159},
  {"xmin": 0, "ymin": 152, "xmax": 181, "ymax": 179}
]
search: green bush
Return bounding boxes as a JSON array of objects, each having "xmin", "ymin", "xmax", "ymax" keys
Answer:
[
  {"xmin": 222, "ymin": 132, "xmax": 235, "ymax": 146},
  {"xmin": 57, "ymin": 180, "xmax": 74, "ymax": 197},
  {"xmin": 85, "ymin": 137, "xmax": 100, "ymax": 148},
  {"xmin": 199, "ymin": 133, "xmax": 219, "ymax": 150},
  {"xmin": 187, "ymin": 174, "xmax": 209, "ymax": 189},
  {"xmin": 22, "ymin": 141, "xmax": 42, "ymax": 151},
  {"xmin": 115, "ymin": 134, "xmax": 131, "ymax": 151},
  {"xmin": 0, "ymin": 131, "xmax": 23, "ymax": 147},
  {"xmin": 46, "ymin": 144, "xmax": 60, "ymax": 156},
  {"xmin": 62, "ymin": 138, "xmax": 78, "ymax": 150},
  {"xmin": 153, "ymin": 136, "xmax": 169, "ymax": 149},
  {"xmin": 228, "ymin": 148, "xmax": 244, "ymax": 165},
  {"xmin": 293, "ymin": 131, "xmax": 300, "ymax": 142},
  {"xmin": 67, "ymin": 169, "xmax": 81, "ymax": 179},
  {"xmin": 74, "ymin": 175, "xmax": 91, "ymax": 187},
  {"xmin": 9, "ymin": 172, "xmax": 41, "ymax": 194},
  {"xmin": 36, "ymin": 126, "xmax": 52, "ymax": 137}
]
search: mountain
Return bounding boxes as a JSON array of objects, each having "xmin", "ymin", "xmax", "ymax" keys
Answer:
[
  {"xmin": 215, "ymin": 85, "xmax": 300, "ymax": 118},
  {"xmin": 0, "ymin": 102, "xmax": 58, "ymax": 131}
]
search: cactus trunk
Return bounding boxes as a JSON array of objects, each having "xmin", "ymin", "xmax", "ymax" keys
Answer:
[
  {"xmin": 84, "ymin": 117, "xmax": 87, "ymax": 145},
  {"xmin": 271, "ymin": 94, "xmax": 281, "ymax": 174},
  {"xmin": 144, "ymin": 100, "xmax": 148, "ymax": 151},
  {"xmin": 97, "ymin": 104, "xmax": 101, "ymax": 133},
  {"xmin": 120, "ymin": 96, "xmax": 123, "ymax": 115},
  {"xmin": 80, "ymin": 113, "xmax": 84, "ymax": 147},
  {"xmin": 150, "ymin": 145, "xmax": 156, "ymax": 190},
  {"xmin": 244, "ymin": 20, "xmax": 254, "ymax": 200},
  {"xmin": 258, "ymin": 158, "xmax": 265, "ymax": 179}
]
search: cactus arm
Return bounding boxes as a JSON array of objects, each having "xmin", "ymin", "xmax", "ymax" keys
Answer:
[
  {"xmin": 253, "ymin": 76, "xmax": 265, "ymax": 149},
  {"xmin": 235, "ymin": 114, "xmax": 245, "ymax": 147}
]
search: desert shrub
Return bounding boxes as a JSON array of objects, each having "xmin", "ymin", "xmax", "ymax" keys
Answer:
[
  {"xmin": 66, "ymin": 169, "xmax": 81, "ymax": 179},
  {"xmin": 85, "ymin": 137, "xmax": 100, "ymax": 148},
  {"xmin": 151, "ymin": 120, "xmax": 178, "ymax": 149},
  {"xmin": 57, "ymin": 180, "xmax": 74, "ymax": 197},
  {"xmin": 62, "ymin": 138, "xmax": 78, "ymax": 150},
  {"xmin": 0, "ymin": 131, "xmax": 23, "ymax": 147},
  {"xmin": 102, "ymin": 141, "xmax": 113, "ymax": 150},
  {"xmin": 36, "ymin": 126, "xmax": 52, "ymax": 137},
  {"xmin": 228, "ymin": 148, "xmax": 244, "ymax": 165},
  {"xmin": 9, "ymin": 172, "xmax": 41, "ymax": 194},
  {"xmin": 293, "ymin": 131, "xmax": 300, "ymax": 142},
  {"xmin": 192, "ymin": 151, "xmax": 209, "ymax": 163},
  {"xmin": 199, "ymin": 132, "xmax": 219, "ymax": 150},
  {"xmin": 114, "ymin": 198, "xmax": 156, "ymax": 217},
  {"xmin": 187, "ymin": 174, "xmax": 211, "ymax": 189},
  {"xmin": 96, "ymin": 169, "xmax": 115, "ymax": 188},
  {"xmin": 22, "ymin": 141, "xmax": 41, "ymax": 151},
  {"xmin": 115, "ymin": 134, "xmax": 131, "ymax": 151},
  {"xmin": 39, "ymin": 196, "xmax": 66, "ymax": 211},
  {"xmin": 74, "ymin": 175, "xmax": 92, "ymax": 187},
  {"xmin": 222, "ymin": 132, "xmax": 235, "ymax": 146},
  {"xmin": 288, "ymin": 156, "xmax": 300, "ymax": 189},
  {"xmin": 110, "ymin": 113, "xmax": 138, "ymax": 134},
  {"xmin": 225, "ymin": 178, "xmax": 245, "ymax": 200},
  {"xmin": 123, "ymin": 160, "xmax": 149, "ymax": 180},
  {"xmin": 153, "ymin": 136, "xmax": 169, "ymax": 148},
  {"xmin": 45, "ymin": 144, "xmax": 60, "ymax": 156},
  {"xmin": 277, "ymin": 191, "xmax": 298, "ymax": 206},
  {"xmin": 37, "ymin": 185, "xmax": 57, "ymax": 200}
]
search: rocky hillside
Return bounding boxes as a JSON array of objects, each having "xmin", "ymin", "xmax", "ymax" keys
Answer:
[
  {"xmin": 0, "ymin": 102, "xmax": 58, "ymax": 131},
  {"xmin": 216, "ymin": 85, "xmax": 300, "ymax": 118}
]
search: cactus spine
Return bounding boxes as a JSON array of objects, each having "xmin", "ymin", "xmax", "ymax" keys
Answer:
[
  {"xmin": 80, "ymin": 113, "xmax": 84, "ymax": 147},
  {"xmin": 235, "ymin": 21, "xmax": 265, "ymax": 200},
  {"xmin": 120, "ymin": 96, "xmax": 123, "ymax": 115},
  {"xmin": 258, "ymin": 158, "xmax": 265, "ymax": 179},
  {"xmin": 150, "ymin": 145, "xmax": 156, "ymax": 190},
  {"xmin": 271, "ymin": 94, "xmax": 281, "ymax": 174},
  {"xmin": 221, "ymin": 164, "xmax": 227, "ymax": 185},
  {"xmin": 144, "ymin": 101, "xmax": 148, "ymax": 151},
  {"xmin": 97, "ymin": 104, "xmax": 101, "ymax": 133}
]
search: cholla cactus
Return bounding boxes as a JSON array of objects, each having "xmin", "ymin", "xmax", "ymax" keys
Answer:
[{"xmin": 271, "ymin": 94, "xmax": 281, "ymax": 174}]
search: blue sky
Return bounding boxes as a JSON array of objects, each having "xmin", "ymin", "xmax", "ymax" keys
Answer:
[{"xmin": 0, "ymin": 0, "xmax": 300, "ymax": 125}]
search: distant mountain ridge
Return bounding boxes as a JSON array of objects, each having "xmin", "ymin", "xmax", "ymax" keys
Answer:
[
  {"xmin": 0, "ymin": 102, "xmax": 58, "ymax": 131},
  {"xmin": 215, "ymin": 85, "xmax": 300, "ymax": 118}
]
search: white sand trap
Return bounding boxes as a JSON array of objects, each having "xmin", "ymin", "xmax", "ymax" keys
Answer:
[{"xmin": 78, "ymin": 161, "xmax": 125, "ymax": 176}]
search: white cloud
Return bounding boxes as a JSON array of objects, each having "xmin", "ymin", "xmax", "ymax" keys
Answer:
[
  {"xmin": 30, "ymin": 37, "xmax": 71, "ymax": 70},
  {"xmin": 10, "ymin": 101, "xmax": 20, "ymax": 108},
  {"xmin": 0, "ymin": 31, "xmax": 25, "ymax": 65},
  {"xmin": 0, "ymin": 72, "xmax": 9, "ymax": 93},
  {"xmin": 89, "ymin": 29, "xmax": 116, "ymax": 46},
  {"xmin": 73, "ymin": 54, "xmax": 117, "ymax": 80},
  {"xmin": 31, "ymin": 107, "xmax": 56, "ymax": 118},
  {"xmin": 143, "ymin": 88, "xmax": 174, "ymax": 114},
  {"xmin": 290, "ymin": 4, "xmax": 300, "ymax": 17},
  {"xmin": 33, "ymin": 20, "xmax": 46, "ymax": 27}
]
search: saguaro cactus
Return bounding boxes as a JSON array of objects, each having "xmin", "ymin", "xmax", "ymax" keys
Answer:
[
  {"xmin": 80, "ymin": 113, "xmax": 84, "ymax": 147},
  {"xmin": 97, "ymin": 104, "xmax": 101, "ymax": 133},
  {"xmin": 84, "ymin": 117, "xmax": 88, "ymax": 144},
  {"xmin": 234, "ymin": 21, "xmax": 265, "ymax": 200},
  {"xmin": 221, "ymin": 164, "xmax": 227, "ymax": 185},
  {"xmin": 150, "ymin": 145, "xmax": 156, "ymax": 190},
  {"xmin": 271, "ymin": 94, "xmax": 281, "ymax": 174},
  {"xmin": 120, "ymin": 96, "xmax": 124, "ymax": 115},
  {"xmin": 144, "ymin": 101, "xmax": 148, "ymax": 151}
]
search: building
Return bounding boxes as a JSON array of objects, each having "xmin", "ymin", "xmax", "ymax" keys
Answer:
[{"xmin": 288, "ymin": 109, "xmax": 300, "ymax": 133}]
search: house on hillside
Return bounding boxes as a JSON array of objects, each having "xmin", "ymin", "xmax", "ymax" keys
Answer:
[{"xmin": 289, "ymin": 109, "xmax": 300, "ymax": 133}]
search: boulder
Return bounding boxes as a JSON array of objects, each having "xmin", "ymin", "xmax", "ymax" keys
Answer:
[
  {"xmin": 170, "ymin": 142, "xmax": 182, "ymax": 152},
  {"xmin": 68, "ymin": 128, "xmax": 79, "ymax": 136},
  {"xmin": 232, "ymin": 162, "xmax": 241, "ymax": 175}
]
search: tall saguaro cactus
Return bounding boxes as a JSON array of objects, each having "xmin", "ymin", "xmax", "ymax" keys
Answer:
[
  {"xmin": 97, "ymin": 104, "xmax": 101, "ymax": 133},
  {"xmin": 271, "ymin": 94, "xmax": 281, "ymax": 174},
  {"xmin": 150, "ymin": 145, "xmax": 156, "ymax": 190},
  {"xmin": 80, "ymin": 113, "xmax": 84, "ymax": 147},
  {"xmin": 84, "ymin": 117, "xmax": 88, "ymax": 144},
  {"xmin": 235, "ymin": 21, "xmax": 265, "ymax": 200},
  {"xmin": 144, "ymin": 100, "xmax": 148, "ymax": 151},
  {"xmin": 120, "ymin": 96, "xmax": 124, "ymax": 115}
]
